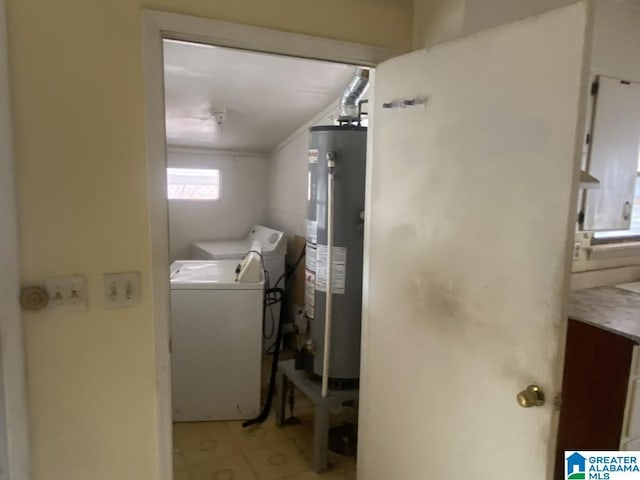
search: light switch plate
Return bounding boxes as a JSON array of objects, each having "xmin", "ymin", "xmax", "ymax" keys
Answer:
[
  {"xmin": 573, "ymin": 241, "xmax": 582, "ymax": 260},
  {"xmin": 45, "ymin": 275, "xmax": 88, "ymax": 313},
  {"xmin": 103, "ymin": 272, "xmax": 141, "ymax": 309}
]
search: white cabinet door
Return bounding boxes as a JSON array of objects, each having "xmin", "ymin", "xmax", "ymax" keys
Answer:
[
  {"xmin": 583, "ymin": 77, "xmax": 640, "ymax": 231},
  {"xmin": 359, "ymin": 3, "xmax": 588, "ymax": 479}
]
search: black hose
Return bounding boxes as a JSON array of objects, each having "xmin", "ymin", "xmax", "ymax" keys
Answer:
[
  {"xmin": 273, "ymin": 244, "xmax": 306, "ymax": 290},
  {"xmin": 243, "ymin": 245, "xmax": 307, "ymax": 427},
  {"xmin": 264, "ymin": 244, "xmax": 307, "ymax": 353},
  {"xmin": 243, "ymin": 286, "xmax": 285, "ymax": 428}
]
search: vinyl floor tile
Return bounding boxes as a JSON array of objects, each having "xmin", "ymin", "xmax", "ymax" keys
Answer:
[
  {"xmin": 241, "ymin": 438, "xmax": 310, "ymax": 480},
  {"xmin": 173, "ymin": 355, "xmax": 358, "ymax": 480},
  {"xmin": 188, "ymin": 453, "xmax": 258, "ymax": 480},
  {"xmin": 225, "ymin": 419, "xmax": 291, "ymax": 452},
  {"xmin": 176, "ymin": 424, "xmax": 239, "ymax": 466}
]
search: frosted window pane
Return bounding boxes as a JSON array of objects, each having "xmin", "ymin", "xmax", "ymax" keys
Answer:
[{"xmin": 167, "ymin": 168, "xmax": 220, "ymax": 200}]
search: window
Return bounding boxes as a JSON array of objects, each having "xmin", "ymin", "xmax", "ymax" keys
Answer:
[
  {"xmin": 593, "ymin": 155, "xmax": 640, "ymax": 240},
  {"xmin": 167, "ymin": 168, "xmax": 220, "ymax": 200}
]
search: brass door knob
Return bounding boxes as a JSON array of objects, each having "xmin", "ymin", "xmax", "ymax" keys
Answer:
[{"xmin": 517, "ymin": 385, "xmax": 545, "ymax": 408}]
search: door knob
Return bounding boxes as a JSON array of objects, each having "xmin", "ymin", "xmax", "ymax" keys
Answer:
[{"xmin": 517, "ymin": 385, "xmax": 545, "ymax": 408}]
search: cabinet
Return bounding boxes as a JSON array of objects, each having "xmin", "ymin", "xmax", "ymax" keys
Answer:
[
  {"xmin": 621, "ymin": 349, "xmax": 640, "ymax": 449},
  {"xmin": 582, "ymin": 76, "xmax": 640, "ymax": 231},
  {"xmin": 554, "ymin": 319, "xmax": 636, "ymax": 479}
]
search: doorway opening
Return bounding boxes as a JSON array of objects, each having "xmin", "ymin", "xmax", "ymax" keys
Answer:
[
  {"xmin": 163, "ymin": 38, "xmax": 368, "ymax": 479},
  {"xmin": 142, "ymin": 15, "xmax": 394, "ymax": 477}
]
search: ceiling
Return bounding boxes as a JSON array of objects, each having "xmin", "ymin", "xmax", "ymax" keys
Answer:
[{"xmin": 163, "ymin": 40, "xmax": 358, "ymax": 152}]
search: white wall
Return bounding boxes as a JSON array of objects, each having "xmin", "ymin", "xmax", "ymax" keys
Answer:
[
  {"xmin": 591, "ymin": 0, "xmax": 640, "ymax": 82},
  {"xmin": 267, "ymin": 133, "xmax": 309, "ymax": 239},
  {"xmin": 412, "ymin": 0, "xmax": 465, "ymax": 49},
  {"xmin": 7, "ymin": 0, "xmax": 411, "ymax": 476},
  {"xmin": 413, "ymin": 0, "xmax": 574, "ymax": 48},
  {"xmin": 267, "ymin": 102, "xmax": 339, "ymax": 242},
  {"xmin": 570, "ymin": 0, "xmax": 640, "ymax": 288},
  {"xmin": 167, "ymin": 148, "xmax": 269, "ymax": 261},
  {"xmin": 464, "ymin": 0, "xmax": 576, "ymax": 37}
]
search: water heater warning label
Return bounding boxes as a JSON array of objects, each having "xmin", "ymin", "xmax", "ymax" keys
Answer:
[
  {"xmin": 308, "ymin": 149, "xmax": 319, "ymax": 164},
  {"xmin": 315, "ymin": 245, "xmax": 347, "ymax": 295},
  {"xmin": 306, "ymin": 243, "xmax": 317, "ymax": 272},
  {"xmin": 306, "ymin": 220, "xmax": 317, "ymax": 244}
]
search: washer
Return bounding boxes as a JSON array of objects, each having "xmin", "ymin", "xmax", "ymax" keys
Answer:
[
  {"xmin": 191, "ymin": 225, "xmax": 286, "ymax": 351},
  {"xmin": 170, "ymin": 260, "xmax": 264, "ymax": 422}
]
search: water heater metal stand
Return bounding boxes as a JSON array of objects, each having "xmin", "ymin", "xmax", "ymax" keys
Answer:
[{"xmin": 275, "ymin": 359, "xmax": 359, "ymax": 473}]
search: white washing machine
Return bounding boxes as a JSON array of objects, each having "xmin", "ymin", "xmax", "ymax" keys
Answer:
[
  {"xmin": 170, "ymin": 259, "xmax": 264, "ymax": 422},
  {"xmin": 191, "ymin": 225, "xmax": 286, "ymax": 350}
]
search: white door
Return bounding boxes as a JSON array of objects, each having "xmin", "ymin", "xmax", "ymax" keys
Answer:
[{"xmin": 359, "ymin": 3, "xmax": 589, "ymax": 479}]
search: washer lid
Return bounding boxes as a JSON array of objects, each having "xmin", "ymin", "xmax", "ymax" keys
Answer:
[
  {"xmin": 192, "ymin": 240, "xmax": 253, "ymax": 259},
  {"xmin": 170, "ymin": 260, "xmax": 264, "ymax": 290}
]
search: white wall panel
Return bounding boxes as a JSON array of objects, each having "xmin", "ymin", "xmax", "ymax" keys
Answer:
[{"xmin": 167, "ymin": 149, "xmax": 269, "ymax": 261}]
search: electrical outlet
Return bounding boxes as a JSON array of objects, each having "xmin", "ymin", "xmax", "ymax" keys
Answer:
[
  {"xmin": 45, "ymin": 275, "xmax": 88, "ymax": 313},
  {"xmin": 103, "ymin": 272, "xmax": 141, "ymax": 309},
  {"xmin": 573, "ymin": 242, "xmax": 582, "ymax": 260}
]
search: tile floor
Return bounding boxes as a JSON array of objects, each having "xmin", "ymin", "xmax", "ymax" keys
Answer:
[{"xmin": 172, "ymin": 356, "xmax": 357, "ymax": 480}]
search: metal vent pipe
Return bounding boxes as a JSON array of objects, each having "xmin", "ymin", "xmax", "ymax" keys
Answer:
[{"xmin": 339, "ymin": 68, "xmax": 369, "ymax": 123}]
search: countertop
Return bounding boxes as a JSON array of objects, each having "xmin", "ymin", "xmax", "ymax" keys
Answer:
[{"xmin": 568, "ymin": 286, "xmax": 640, "ymax": 343}]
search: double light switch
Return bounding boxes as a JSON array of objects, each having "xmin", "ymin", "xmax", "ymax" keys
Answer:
[
  {"xmin": 41, "ymin": 271, "xmax": 141, "ymax": 312},
  {"xmin": 103, "ymin": 272, "xmax": 141, "ymax": 309}
]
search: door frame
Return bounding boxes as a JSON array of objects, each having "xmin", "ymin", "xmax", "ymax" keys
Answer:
[
  {"xmin": 0, "ymin": 0, "xmax": 30, "ymax": 479},
  {"xmin": 141, "ymin": 11, "xmax": 399, "ymax": 479}
]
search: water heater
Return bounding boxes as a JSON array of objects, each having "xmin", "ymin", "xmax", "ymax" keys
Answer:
[{"xmin": 305, "ymin": 125, "xmax": 367, "ymax": 382}]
